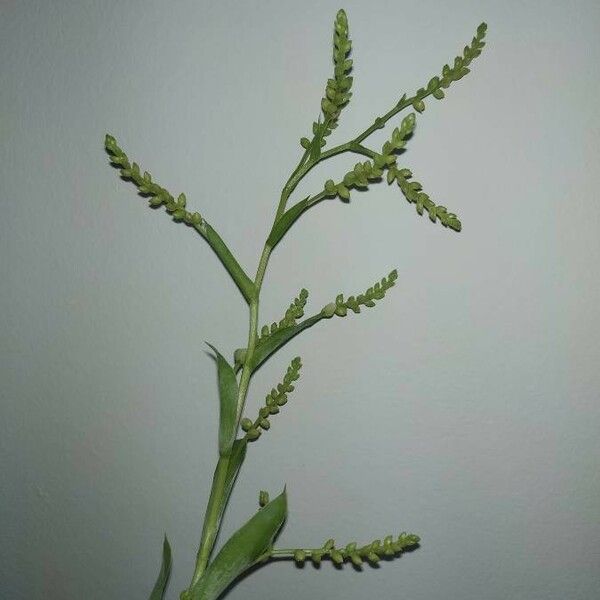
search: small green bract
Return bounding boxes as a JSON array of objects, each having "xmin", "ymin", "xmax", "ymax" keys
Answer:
[{"xmin": 104, "ymin": 9, "xmax": 488, "ymax": 600}]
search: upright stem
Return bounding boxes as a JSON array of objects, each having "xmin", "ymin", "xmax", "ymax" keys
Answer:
[
  {"xmin": 189, "ymin": 247, "xmax": 270, "ymax": 590},
  {"xmin": 190, "ymin": 454, "xmax": 231, "ymax": 587}
]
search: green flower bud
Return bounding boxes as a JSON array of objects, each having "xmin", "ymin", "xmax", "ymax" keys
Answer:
[
  {"xmin": 350, "ymin": 553, "xmax": 363, "ymax": 566},
  {"xmin": 401, "ymin": 112, "xmax": 416, "ymax": 133},
  {"xmin": 233, "ymin": 348, "xmax": 247, "ymax": 364},
  {"xmin": 427, "ymin": 76, "xmax": 440, "ymax": 91},
  {"xmin": 321, "ymin": 303, "xmax": 336, "ymax": 318},
  {"xmin": 246, "ymin": 428, "xmax": 261, "ymax": 440},
  {"xmin": 294, "ymin": 549, "xmax": 306, "ymax": 562},
  {"xmin": 334, "ymin": 304, "xmax": 347, "ymax": 317},
  {"xmin": 413, "ymin": 99, "xmax": 425, "ymax": 113},
  {"xmin": 324, "ymin": 179, "xmax": 336, "ymax": 194},
  {"xmin": 259, "ymin": 490, "xmax": 269, "ymax": 506},
  {"xmin": 336, "ymin": 184, "xmax": 350, "ymax": 200},
  {"xmin": 323, "ymin": 539, "xmax": 335, "ymax": 551}
]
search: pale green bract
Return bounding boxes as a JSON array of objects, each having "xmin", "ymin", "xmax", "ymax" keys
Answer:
[{"xmin": 103, "ymin": 8, "xmax": 488, "ymax": 600}]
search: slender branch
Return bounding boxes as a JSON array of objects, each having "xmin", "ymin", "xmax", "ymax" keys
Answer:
[
  {"xmin": 275, "ymin": 152, "xmax": 310, "ymax": 220},
  {"xmin": 267, "ymin": 532, "xmax": 421, "ymax": 567},
  {"xmin": 351, "ymin": 143, "xmax": 378, "ymax": 159}
]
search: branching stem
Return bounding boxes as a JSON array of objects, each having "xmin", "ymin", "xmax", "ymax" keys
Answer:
[
  {"xmin": 188, "ymin": 90, "xmax": 423, "ymax": 591},
  {"xmin": 274, "ymin": 91, "xmax": 427, "ymax": 220}
]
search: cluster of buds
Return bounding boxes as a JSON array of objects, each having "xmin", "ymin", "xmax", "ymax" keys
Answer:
[
  {"xmin": 387, "ymin": 167, "xmax": 461, "ymax": 231},
  {"xmin": 323, "ymin": 161, "xmax": 382, "ymax": 201},
  {"xmin": 410, "ymin": 22, "xmax": 487, "ymax": 114},
  {"xmin": 322, "ymin": 112, "xmax": 416, "ymax": 202},
  {"xmin": 290, "ymin": 532, "xmax": 420, "ymax": 567},
  {"xmin": 321, "ymin": 9, "xmax": 353, "ymax": 121},
  {"xmin": 241, "ymin": 357, "xmax": 302, "ymax": 441},
  {"xmin": 300, "ymin": 9, "xmax": 353, "ymax": 156},
  {"xmin": 321, "ymin": 270, "xmax": 398, "ymax": 318},
  {"xmin": 376, "ymin": 112, "xmax": 416, "ymax": 167},
  {"xmin": 104, "ymin": 135, "xmax": 203, "ymax": 229},
  {"xmin": 258, "ymin": 289, "xmax": 309, "ymax": 344}
]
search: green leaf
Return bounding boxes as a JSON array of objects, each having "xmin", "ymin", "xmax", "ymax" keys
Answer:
[
  {"xmin": 148, "ymin": 536, "xmax": 172, "ymax": 600},
  {"xmin": 250, "ymin": 314, "xmax": 323, "ymax": 371},
  {"xmin": 221, "ymin": 439, "xmax": 247, "ymax": 519},
  {"xmin": 266, "ymin": 196, "xmax": 311, "ymax": 248},
  {"xmin": 215, "ymin": 440, "xmax": 248, "ymax": 529},
  {"xmin": 207, "ymin": 344, "xmax": 239, "ymax": 456},
  {"xmin": 189, "ymin": 489, "xmax": 287, "ymax": 600},
  {"xmin": 202, "ymin": 224, "xmax": 257, "ymax": 303}
]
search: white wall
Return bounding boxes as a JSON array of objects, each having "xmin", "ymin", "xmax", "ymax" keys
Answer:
[{"xmin": 1, "ymin": 1, "xmax": 599, "ymax": 599}]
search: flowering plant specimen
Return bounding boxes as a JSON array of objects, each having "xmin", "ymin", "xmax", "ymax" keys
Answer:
[{"xmin": 104, "ymin": 9, "xmax": 487, "ymax": 599}]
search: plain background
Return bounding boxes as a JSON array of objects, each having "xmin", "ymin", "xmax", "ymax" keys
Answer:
[{"xmin": 1, "ymin": 1, "xmax": 599, "ymax": 599}]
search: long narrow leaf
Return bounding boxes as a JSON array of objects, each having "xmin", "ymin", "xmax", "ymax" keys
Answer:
[
  {"xmin": 148, "ymin": 536, "xmax": 172, "ymax": 600},
  {"xmin": 189, "ymin": 489, "xmax": 287, "ymax": 600},
  {"xmin": 202, "ymin": 223, "xmax": 257, "ymax": 303},
  {"xmin": 220, "ymin": 439, "xmax": 247, "ymax": 523},
  {"xmin": 266, "ymin": 196, "xmax": 310, "ymax": 249},
  {"xmin": 250, "ymin": 314, "xmax": 324, "ymax": 371},
  {"xmin": 207, "ymin": 344, "xmax": 239, "ymax": 456}
]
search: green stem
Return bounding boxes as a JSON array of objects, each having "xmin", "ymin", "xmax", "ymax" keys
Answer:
[
  {"xmin": 190, "ymin": 301, "xmax": 260, "ymax": 588},
  {"xmin": 188, "ymin": 248, "xmax": 271, "ymax": 589},
  {"xmin": 276, "ymin": 154, "xmax": 310, "ymax": 220},
  {"xmin": 269, "ymin": 548, "xmax": 305, "ymax": 558},
  {"xmin": 190, "ymin": 454, "xmax": 231, "ymax": 587},
  {"xmin": 254, "ymin": 245, "xmax": 272, "ymax": 293}
]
